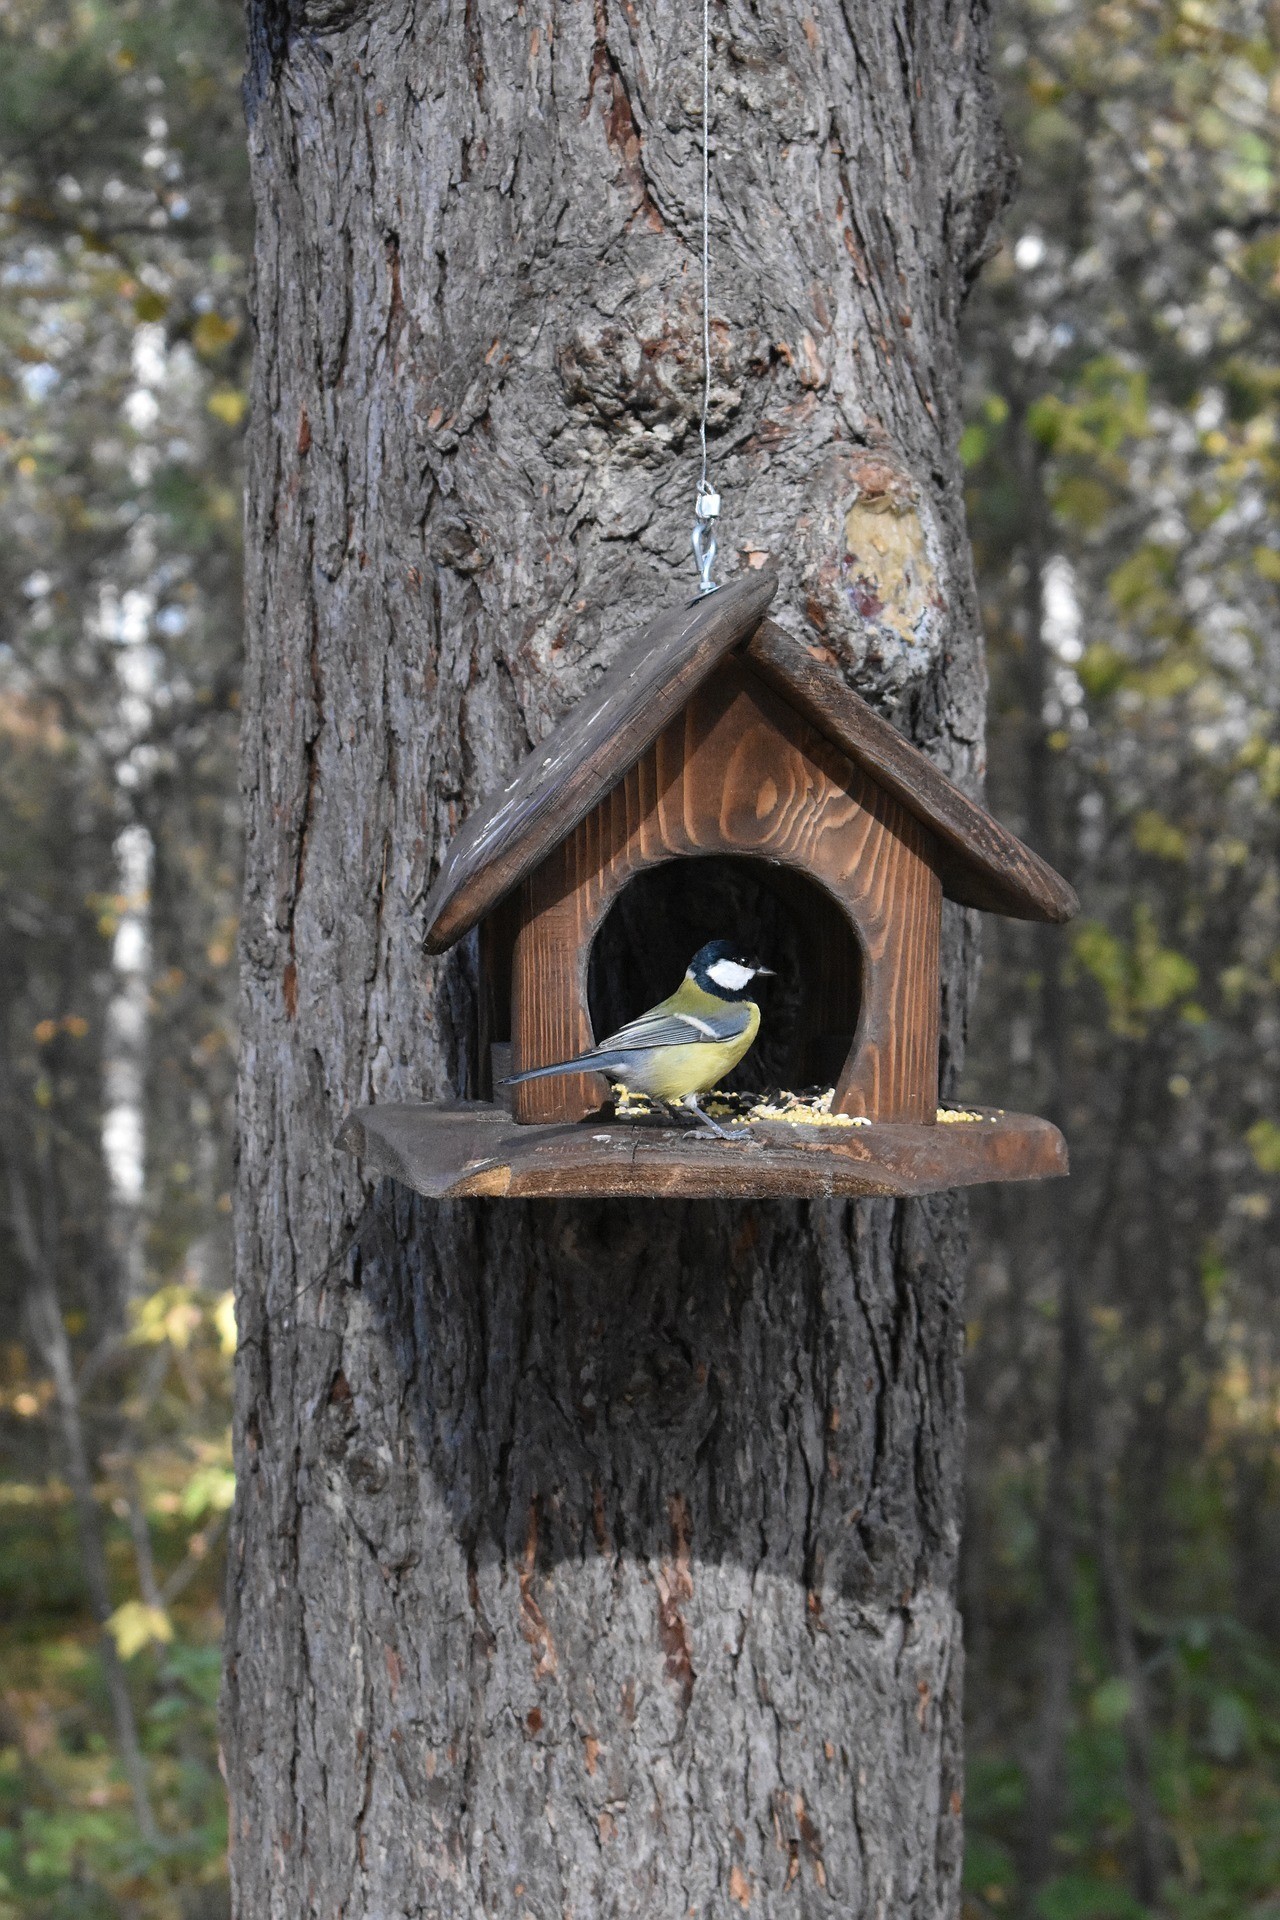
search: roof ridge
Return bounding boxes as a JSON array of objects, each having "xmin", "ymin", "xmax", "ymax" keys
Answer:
[
  {"xmin": 423, "ymin": 569, "xmax": 780, "ymax": 951},
  {"xmin": 421, "ymin": 571, "xmax": 1076, "ymax": 954}
]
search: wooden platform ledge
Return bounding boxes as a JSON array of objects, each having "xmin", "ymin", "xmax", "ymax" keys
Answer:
[{"xmin": 336, "ymin": 1102, "xmax": 1068, "ymax": 1201}]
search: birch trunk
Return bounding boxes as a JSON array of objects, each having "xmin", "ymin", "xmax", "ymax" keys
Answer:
[{"xmin": 225, "ymin": 0, "xmax": 1011, "ymax": 1912}]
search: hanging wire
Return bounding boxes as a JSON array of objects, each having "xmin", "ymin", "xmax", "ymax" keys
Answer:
[
  {"xmin": 697, "ymin": 0, "xmax": 712, "ymax": 501},
  {"xmin": 691, "ymin": 0, "xmax": 720, "ymax": 595}
]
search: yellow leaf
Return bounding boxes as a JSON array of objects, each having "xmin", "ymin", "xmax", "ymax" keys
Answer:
[
  {"xmin": 1246, "ymin": 1119, "xmax": 1280, "ymax": 1175},
  {"xmin": 207, "ymin": 388, "xmax": 248, "ymax": 426},
  {"xmin": 107, "ymin": 1601, "xmax": 173, "ymax": 1661},
  {"xmin": 130, "ymin": 1283, "xmax": 201, "ymax": 1349},
  {"xmin": 1131, "ymin": 810, "xmax": 1187, "ymax": 862},
  {"xmin": 180, "ymin": 1464, "xmax": 236, "ymax": 1519},
  {"xmin": 214, "ymin": 1290, "xmax": 237, "ymax": 1357},
  {"xmin": 193, "ymin": 310, "xmax": 240, "ymax": 356},
  {"xmin": 164, "ymin": 1300, "xmax": 202, "ymax": 1348}
]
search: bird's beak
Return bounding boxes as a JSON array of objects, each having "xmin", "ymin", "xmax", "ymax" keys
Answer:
[{"xmin": 755, "ymin": 966, "xmax": 776, "ymax": 977}]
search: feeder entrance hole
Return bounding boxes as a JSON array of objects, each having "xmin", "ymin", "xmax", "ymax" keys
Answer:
[{"xmin": 586, "ymin": 856, "xmax": 862, "ymax": 1097}]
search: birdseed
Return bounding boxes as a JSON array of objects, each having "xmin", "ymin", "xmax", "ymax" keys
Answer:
[{"xmin": 610, "ymin": 1087, "xmax": 1001, "ymax": 1127}]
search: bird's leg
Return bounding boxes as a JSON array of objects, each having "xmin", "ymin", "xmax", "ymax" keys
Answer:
[{"xmin": 680, "ymin": 1093, "xmax": 747, "ymax": 1141}]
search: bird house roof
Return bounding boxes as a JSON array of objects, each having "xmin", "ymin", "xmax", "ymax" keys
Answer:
[{"xmin": 422, "ymin": 567, "xmax": 1076, "ymax": 952}]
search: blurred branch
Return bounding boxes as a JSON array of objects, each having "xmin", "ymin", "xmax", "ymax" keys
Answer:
[
  {"xmin": 1, "ymin": 1069, "xmax": 162, "ymax": 1849},
  {"xmin": 159, "ymin": 1508, "xmax": 228, "ymax": 1607},
  {"xmin": 1014, "ymin": 426, "xmax": 1171, "ymax": 1905},
  {"xmin": 2, "ymin": 196, "xmax": 220, "ymax": 246},
  {"xmin": 103, "ymin": 1342, "xmax": 173, "ymax": 1611}
]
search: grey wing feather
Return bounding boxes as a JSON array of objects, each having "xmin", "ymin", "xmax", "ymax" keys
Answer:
[{"xmin": 594, "ymin": 1003, "xmax": 753, "ymax": 1054}]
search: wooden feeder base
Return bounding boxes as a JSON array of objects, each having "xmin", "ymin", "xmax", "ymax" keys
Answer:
[{"xmin": 336, "ymin": 1101, "xmax": 1067, "ymax": 1201}]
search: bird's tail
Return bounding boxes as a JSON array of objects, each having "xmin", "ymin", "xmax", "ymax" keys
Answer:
[{"xmin": 505, "ymin": 1052, "xmax": 627, "ymax": 1086}]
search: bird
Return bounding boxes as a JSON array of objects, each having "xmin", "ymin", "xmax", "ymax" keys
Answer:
[{"xmin": 506, "ymin": 938, "xmax": 774, "ymax": 1139}]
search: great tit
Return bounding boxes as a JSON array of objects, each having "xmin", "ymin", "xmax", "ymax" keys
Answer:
[{"xmin": 507, "ymin": 938, "xmax": 774, "ymax": 1138}]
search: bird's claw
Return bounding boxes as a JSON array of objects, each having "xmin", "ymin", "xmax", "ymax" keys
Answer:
[{"xmin": 680, "ymin": 1098, "xmax": 751, "ymax": 1142}]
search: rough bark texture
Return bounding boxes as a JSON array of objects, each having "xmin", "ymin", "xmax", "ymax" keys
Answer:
[{"xmin": 226, "ymin": 0, "xmax": 1012, "ymax": 1912}]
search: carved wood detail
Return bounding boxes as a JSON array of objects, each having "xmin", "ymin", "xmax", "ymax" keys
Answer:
[{"xmin": 509, "ymin": 659, "xmax": 942, "ymax": 1125}]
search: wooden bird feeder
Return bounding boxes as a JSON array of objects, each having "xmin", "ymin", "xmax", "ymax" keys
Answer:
[{"xmin": 338, "ymin": 567, "xmax": 1077, "ymax": 1200}]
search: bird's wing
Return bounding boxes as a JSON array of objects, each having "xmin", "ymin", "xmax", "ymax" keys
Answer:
[{"xmin": 593, "ymin": 1001, "xmax": 754, "ymax": 1055}]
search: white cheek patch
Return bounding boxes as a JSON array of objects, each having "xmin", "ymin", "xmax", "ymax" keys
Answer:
[{"xmin": 707, "ymin": 958, "xmax": 753, "ymax": 992}]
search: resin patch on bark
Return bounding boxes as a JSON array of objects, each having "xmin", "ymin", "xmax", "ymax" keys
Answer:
[{"xmin": 798, "ymin": 456, "xmax": 947, "ymax": 701}]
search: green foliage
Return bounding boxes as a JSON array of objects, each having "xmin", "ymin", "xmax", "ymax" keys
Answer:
[
  {"xmin": 1131, "ymin": 813, "xmax": 1189, "ymax": 865},
  {"xmin": 963, "ymin": 1829, "xmax": 1019, "ymax": 1908},
  {"xmin": 1037, "ymin": 1876, "xmax": 1149, "ymax": 1920},
  {"xmin": 1244, "ymin": 1119, "xmax": 1280, "ymax": 1176},
  {"xmin": 960, "ymin": 1, "xmax": 1280, "ymax": 1916},
  {"xmin": 0, "ymin": 1280, "xmax": 234, "ymax": 1916},
  {"xmin": 964, "ymin": 1455, "xmax": 1280, "ymax": 1920},
  {"xmin": 1071, "ymin": 909, "xmax": 1199, "ymax": 1036},
  {"xmin": 1090, "ymin": 1677, "xmax": 1136, "ymax": 1732},
  {"xmin": 1, "ymin": 0, "xmax": 243, "ymax": 1911},
  {"xmin": 1077, "ymin": 643, "xmax": 1129, "ymax": 700}
]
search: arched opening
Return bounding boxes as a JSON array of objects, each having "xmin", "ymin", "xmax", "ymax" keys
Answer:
[{"xmin": 587, "ymin": 856, "xmax": 862, "ymax": 1096}]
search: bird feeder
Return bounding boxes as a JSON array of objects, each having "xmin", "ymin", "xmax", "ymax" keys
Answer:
[{"xmin": 338, "ymin": 567, "xmax": 1077, "ymax": 1199}]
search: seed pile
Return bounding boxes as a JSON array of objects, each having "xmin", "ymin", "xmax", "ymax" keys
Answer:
[{"xmin": 611, "ymin": 1088, "xmax": 1001, "ymax": 1127}]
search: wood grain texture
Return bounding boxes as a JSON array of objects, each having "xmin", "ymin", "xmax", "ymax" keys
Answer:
[
  {"xmin": 476, "ymin": 893, "xmax": 519, "ymax": 1099},
  {"xmin": 509, "ymin": 659, "xmax": 941, "ymax": 1125},
  {"xmin": 744, "ymin": 619, "xmax": 1078, "ymax": 923},
  {"xmin": 422, "ymin": 570, "xmax": 779, "ymax": 953},
  {"xmin": 337, "ymin": 1102, "xmax": 1068, "ymax": 1200}
]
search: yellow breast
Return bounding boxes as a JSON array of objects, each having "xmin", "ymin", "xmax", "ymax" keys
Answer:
[{"xmin": 625, "ymin": 998, "xmax": 760, "ymax": 1101}]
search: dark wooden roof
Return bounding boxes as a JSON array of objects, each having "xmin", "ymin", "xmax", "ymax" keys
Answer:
[
  {"xmin": 743, "ymin": 621, "xmax": 1078, "ymax": 923},
  {"xmin": 423, "ymin": 570, "xmax": 780, "ymax": 953},
  {"xmin": 422, "ymin": 572, "xmax": 1076, "ymax": 951}
]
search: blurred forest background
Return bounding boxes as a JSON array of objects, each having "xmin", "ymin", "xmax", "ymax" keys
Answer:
[{"xmin": 0, "ymin": 0, "xmax": 1276, "ymax": 1915}]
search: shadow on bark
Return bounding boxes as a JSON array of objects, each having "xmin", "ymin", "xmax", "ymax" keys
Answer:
[{"xmin": 346, "ymin": 1178, "xmax": 964, "ymax": 1610}]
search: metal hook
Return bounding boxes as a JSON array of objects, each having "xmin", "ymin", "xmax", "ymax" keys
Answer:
[{"xmin": 692, "ymin": 485, "xmax": 720, "ymax": 596}]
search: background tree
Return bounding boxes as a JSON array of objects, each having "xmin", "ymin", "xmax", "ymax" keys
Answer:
[{"xmin": 222, "ymin": 0, "xmax": 1011, "ymax": 1913}]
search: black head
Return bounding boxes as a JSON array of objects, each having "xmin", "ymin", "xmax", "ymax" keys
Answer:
[{"xmin": 686, "ymin": 938, "xmax": 775, "ymax": 1001}]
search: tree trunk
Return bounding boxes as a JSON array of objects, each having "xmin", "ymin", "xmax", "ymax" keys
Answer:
[{"xmin": 225, "ymin": 0, "xmax": 1011, "ymax": 1913}]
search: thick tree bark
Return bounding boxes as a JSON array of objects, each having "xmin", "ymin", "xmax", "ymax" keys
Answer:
[{"xmin": 225, "ymin": 0, "xmax": 1011, "ymax": 1913}]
